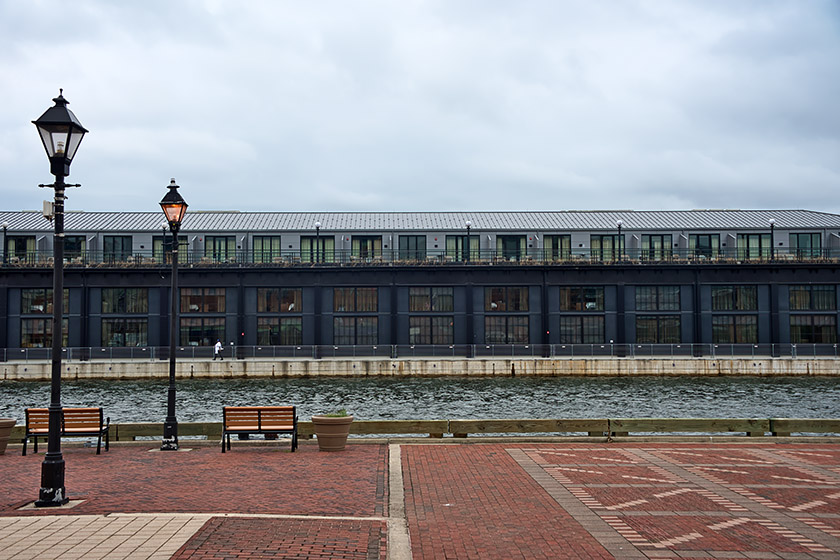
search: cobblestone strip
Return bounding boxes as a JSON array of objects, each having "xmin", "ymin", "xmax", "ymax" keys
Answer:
[
  {"xmin": 388, "ymin": 444, "xmax": 411, "ymax": 560},
  {"xmin": 507, "ymin": 449, "xmax": 647, "ymax": 559},
  {"xmin": 634, "ymin": 447, "xmax": 840, "ymax": 553},
  {"xmin": 0, "ymin": 513, "xmax": 210, "ymax": 560}
]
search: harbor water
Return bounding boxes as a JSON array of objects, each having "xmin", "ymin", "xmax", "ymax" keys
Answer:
[{"xmin": 1, "ymin": 376, "xmax": 838, "ymax": 424}]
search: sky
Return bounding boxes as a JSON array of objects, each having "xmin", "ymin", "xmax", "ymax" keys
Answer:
[{"xmin": 0, "ymin": 1, "xmax": 838, "ymax": 214}]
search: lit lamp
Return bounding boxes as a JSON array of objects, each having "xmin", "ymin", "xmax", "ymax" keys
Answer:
[
  {"xmin": 159, "ymin": 179, "xmax": 188, "ymax": 451},
  {"xmin": 465, "ymin": 220, "xmax": 472, "ymax": 263},
  {"xmin": 32, "ymin": 90, "xmax": 88, "ymax": 507},
  {"xmin": 314, "ymin": 221, "xmax": 321, "ymax": 263},
  {"xmin": 769, "ymin": 218, "xmax": 776, "ymax": 261}
]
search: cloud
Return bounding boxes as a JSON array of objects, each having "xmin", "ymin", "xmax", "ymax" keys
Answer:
[{"xmin": 0, "ymin": 0, "xmax": 838, "ymax": 214}]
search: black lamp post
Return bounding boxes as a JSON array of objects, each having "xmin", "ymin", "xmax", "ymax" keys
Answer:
[
  {"xmin": 160, "ymin": 179, "xmax": 188, "ymax": 451},
  {"xmin": 616, "ymin": 219, "xmax": 623, "ymax": 262},
  {"xmin": 465, "ymin": 220, "xmax": 472, "ymax": 263},
  {"xmin": 769, "ymin": 218, "xmax": 775, "ymax": 261},
  {"xmin": 1, "ymin": 221, "xmax": 7, "ymax": 264},
  {"xmin": 314, "ymin": 221, "xmax": 321, "ymax": 263},
  {"xmin": 32, "ymin": 90, "xmax": 88, "ymax": 507}
]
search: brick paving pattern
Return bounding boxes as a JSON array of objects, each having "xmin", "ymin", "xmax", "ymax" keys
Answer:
[
  {"xmin": 1, "ymin": 441, "xmax": 839, "ymax": 558},
  {"xmin": 401, "ymin": 445, "xmax": 614, "ymax": 559},
  {"xmin": 0, "ymin": 445, "xmax": 387, "ymax": 517},
  {"xmin": 509, "ymin": 444, "xmax": 840, "ymax": 558},
  {"xmin": 170, "ymin": 517, "xmax": 387, "ymax": 560}
]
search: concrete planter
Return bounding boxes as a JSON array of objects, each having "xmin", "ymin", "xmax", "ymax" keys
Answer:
[
  {"xmin": 311, "ymin": 415, "xmax": 354, "ymax": 451},
  {"xmin": 0, "ymin": 418, "xmax": 16, "ymax": 455}
]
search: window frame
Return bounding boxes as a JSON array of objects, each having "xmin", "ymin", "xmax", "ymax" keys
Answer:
[
  {"xmin": 253, "ymin": 236, "xmax": 282, "ymax": 264},
  {"xmin": 21, "ymin": 317, "xmax": 69, "ymax": 348},
  {"xmin": 257, "ymin": 287, "xmax": 302, "ymax": 313},
  {"xmin": 101, "ymin": 288, "xmax": 148, "ymax": 314},
  {"xmin": 484, "ymin": 287, "xmax": 529, "ymax": 312},
  {"xmin": 636, "ymin": 286, "xmax": 680, "ymax": 311},
  {"xmin": 790, "ymin": 315, "xmax": 837, "ymax": 344},
  {"xmin": 103, "ymin": 235, "xmax": 132, "ymax": 263},
  {"xmin": 333, "ymin": 316, "xmax": 378, "ymax": 345},
  {"xmin": 711, "ymin": 285, "xmax": 758, "ymax": 311},
  {"xmin": 21, "ymin": 288, "xmax": 69, "ymax": 315},
  {"xmin": 544, "ymin": 234, "xmax": 571, "ymax": 261},
  {"xmin": 558, "ymin": 287, "xmax": 604, "ymax": 312},
  {"xmin": 790, "ymin": 233, "xmax": 822, "ymax": 259},
  {"xmin": 635, "ymin": 315, "xmax": 681, "ymax": 344},
  {"xmin": 711, "ymin": 315, "xmax": 758, "ymax": 344},
  {"xmin": 399, "ymin": 235, "xmax": 427, "ymax": 261},
  {"xmin": 790, "ymin": 285, "xmax": 836, "ymax": 311},
  {"xmin": 179, "ymin": 317, "xmax": 225, "ymax": 347},
  {"xmin": 333, "ymin": 287, "xmax": 378, "ymax": 312},
  {"xmin": 484, "ymin": 316, "xmax": 529, "ymax": 344},
  {"xmin": 180, "ymin": 288, "xmax": 226, "ymax": 313},
  {"xmin": 689, "ymin": 234, "xmax": 720, "ymax": 259},
  {"xmin": 558, "ymin": 315, "xmax": 605, "ymax": 344},
  {"xmin": 101, "ymin": 317, "xmax": 149, "ymax": 347},
  {"xmin": 256, "ymin": 316, "xmax": 303, "ymax": 345},
  {"xmin": 409, "ymin": 316, "xmax": 454, "ymax": 345}
]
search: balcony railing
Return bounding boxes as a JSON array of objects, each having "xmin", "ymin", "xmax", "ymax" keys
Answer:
[
  {"xmin": 1, "ymin": 247, "xmax": 837, "ymax": 269},
  {"xmin": 2, "ymin": 343, "xmax": 838, "ymax": 362}
]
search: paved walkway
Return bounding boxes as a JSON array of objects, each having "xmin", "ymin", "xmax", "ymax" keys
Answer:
[{"xmin": 1, "ymin": 441, "xmax": 839, "ymax": 559}]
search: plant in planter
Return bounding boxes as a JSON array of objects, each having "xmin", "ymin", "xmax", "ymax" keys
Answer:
[{"xmin": 311, "ymin": 408, "xmax": 354, "ymax": 451}]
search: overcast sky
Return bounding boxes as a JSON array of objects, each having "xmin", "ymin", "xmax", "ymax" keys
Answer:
[{"xmin": 1, "ymin": 1, "xmax": 838, "ymax": 214}]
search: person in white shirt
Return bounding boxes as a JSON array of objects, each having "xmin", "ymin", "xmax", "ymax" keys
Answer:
[{"xmin": 213, "ymin": 339, "xmax": 223, "ymax": 361}]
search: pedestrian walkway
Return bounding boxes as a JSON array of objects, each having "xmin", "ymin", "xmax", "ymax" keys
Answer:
[{"xmin": 1, "ymin": 441, "xmax": 839, "ymax": 559}]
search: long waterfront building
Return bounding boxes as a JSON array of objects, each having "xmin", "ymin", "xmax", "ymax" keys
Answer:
[{"xmin": 2, "ymin": 208, "xmax": 840, "ymax": 357}]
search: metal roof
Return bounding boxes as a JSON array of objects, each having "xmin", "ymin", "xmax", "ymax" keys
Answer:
[{"xmin": 1, "ymin": 209, "xmax": 839, "ymax": 233}]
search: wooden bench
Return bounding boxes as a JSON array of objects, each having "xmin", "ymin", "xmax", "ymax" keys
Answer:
[
  {"xmin": 23, "ymin": 407, "xmax": 110, "ymax": 456},
  {"xmin": 222, "ymin": 406, "xmax": 298, "ymax": 452}
]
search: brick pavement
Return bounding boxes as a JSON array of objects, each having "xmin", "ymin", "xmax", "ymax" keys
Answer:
[
  {"xmin": 0, "ymin": 444, "xmax": 387, "ymax": 517},
  {"xmin": 0, "ymin": 441, "xmax": 839, "ymax": 559}
]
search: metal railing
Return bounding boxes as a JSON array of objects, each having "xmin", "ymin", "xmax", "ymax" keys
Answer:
[
  {"xmin": 2, "ymin": 247, "xmax": 838, "ymax": 269},
  {"xmin": 2, "ymin": 343, "xmax": 838, "ymax": 362}
]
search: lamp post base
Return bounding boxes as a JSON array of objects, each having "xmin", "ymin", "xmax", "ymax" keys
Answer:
[
  {"xmin": 161, "ymin": 418, "xmax": 179, "ymax": 451},
  {"xmin": 35, "ymin": 488, "xmax": 69, "ymax": 507},
  {"xmin": 35, "ymin": 459, "xmax": 68, "ymax": 507}
]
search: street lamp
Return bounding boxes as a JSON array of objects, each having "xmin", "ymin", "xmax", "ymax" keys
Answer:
[
  {"xmin": 32, "ymin": 90, "xmax": 88, "ymax": 507},
  {"xmin": 616, "ymin": 219, "xmax": 623, "ymax": 262},
  {"xmin": 769, "ymin": 218, "xmax": 776, "ymax": 261},
  {"xmin": 1, "ymin": 221, "xmax": 8, "ymax": 264},
  {"xmin": 314, "ymin": 221, "xmax": 321, "ymax": 263},
  {"xmin": 159, "ymin": 179, "xmax": 188, "ymax": 451},
  {"xmin": 465, "ymin": 220, "xmax": 472, "ymax": 263}
]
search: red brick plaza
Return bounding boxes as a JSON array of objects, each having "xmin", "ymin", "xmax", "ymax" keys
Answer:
[{"xmin": 1, "ymin": 441, "xmax": 839, "ymax": 559}]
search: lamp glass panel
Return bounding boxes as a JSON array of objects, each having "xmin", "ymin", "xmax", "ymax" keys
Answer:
[
  {"xmin": 37, "ymin": 127, "xmax": 59, "ymax": 157},
  {"xmin": 66, "ymin": 130, "xmax": 84, "ymax": 160},
  {"xmin": 162, "ymin": 203, "xmax": 187, "ymax": 225}
]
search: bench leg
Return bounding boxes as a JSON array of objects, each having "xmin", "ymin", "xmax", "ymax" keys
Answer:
[
  {"xmin": 291, "ymin": 431, "xmax": 297, "ymax": 452},
  {"xmin": 221, "ymin": 432, "xmax": 227, "ymax": 453},
  {"xmin": 33, "ymin": 436, "xmax": 38, "ymax": 454},
  {"xmin": 96, "ymin": 434, "xmax": 102, "ymax": 455},
  {"xmin": 21, "ymin": 437, "xmax": 28, "ymax": 457},
  {"xmin": 105, "ymin": 430, "xmax": 109, "ymax": 452}
]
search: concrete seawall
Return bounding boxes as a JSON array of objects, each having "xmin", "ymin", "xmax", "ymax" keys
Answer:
[{"xmin": 2, "ymin": 357, "xmax": 839, "ymax": 381}]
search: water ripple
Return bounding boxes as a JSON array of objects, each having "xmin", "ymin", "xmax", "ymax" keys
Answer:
[{"xmin": 1, "ymin": 376, "xmax": 838, "ymax": 424}]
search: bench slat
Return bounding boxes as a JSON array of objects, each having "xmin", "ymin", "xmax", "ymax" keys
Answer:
[
  {"xmin": 23, "ymin": 407, "xmax": 109, "ymax": 456},
  {"xmin": 222, "ymin": 406, "xmax": 297, "ymax": 453}
]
